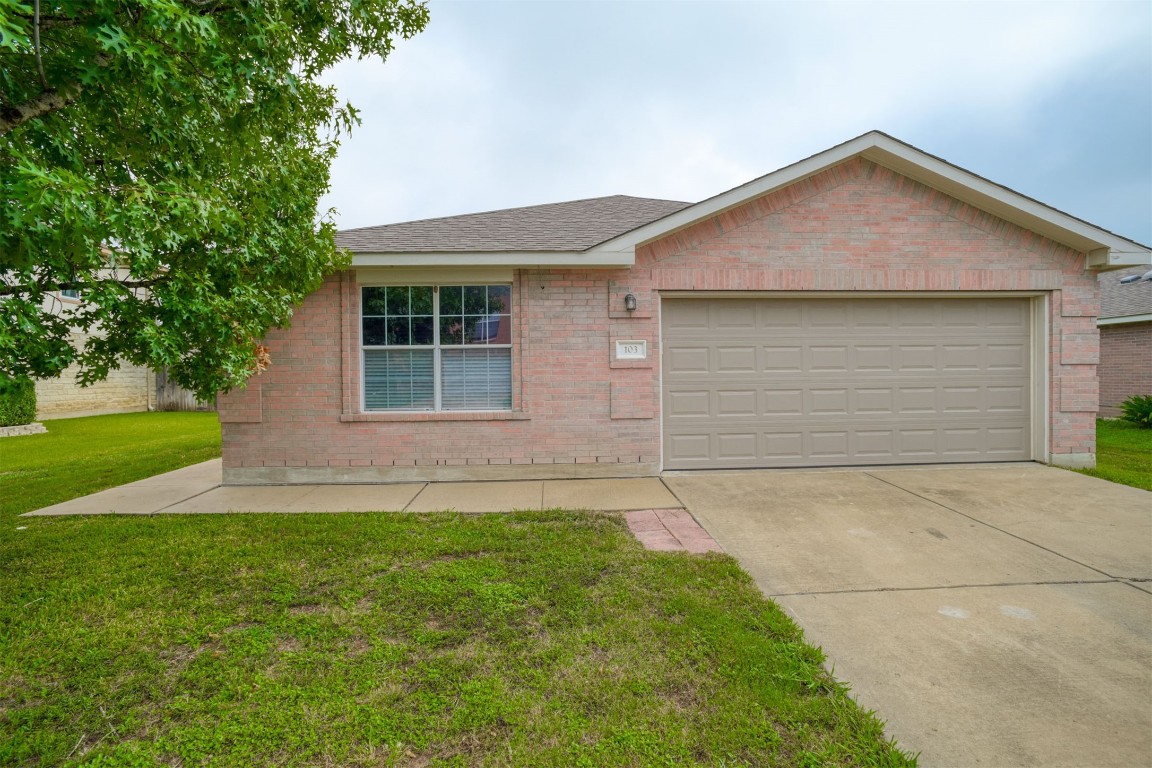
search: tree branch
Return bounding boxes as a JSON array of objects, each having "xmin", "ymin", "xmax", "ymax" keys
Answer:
[
  {"xmin": 0, "ymin": 279, "xmax": 163, "ymax": 297},
  {"xmin": 33, "ymin": 0, "xmax": 49, "ymax": 89},
  {"xmin": 0, "ymin": 86, "xmax": 80, "ymax": 133}
]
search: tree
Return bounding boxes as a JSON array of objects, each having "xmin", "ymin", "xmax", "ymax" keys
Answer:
[{"xmin": 0, "ymin": 0, "xmax": 428, "ymax": 399}]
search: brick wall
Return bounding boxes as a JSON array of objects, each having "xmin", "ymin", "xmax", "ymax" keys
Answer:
[
  {"xmin": 1099, "ymin": 322, "xmax": 1152, "ymax": 417},
  {"xmin": 219, "ymin": 272, "xmax": 658, "ymax": 480},
  {"xmin": 219, "ymin": 156, "xmax": 1099, "ymax": 481}
]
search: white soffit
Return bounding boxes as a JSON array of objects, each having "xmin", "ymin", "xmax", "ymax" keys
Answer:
[{"xmin": 586, "ymin": 131, "xmax": 1152, "ymax": 269}]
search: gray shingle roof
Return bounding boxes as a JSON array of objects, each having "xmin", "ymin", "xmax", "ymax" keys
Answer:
[
  {"xmin": 1100, "ymin": 266, "xmax": 1152, "ymax": 319},
  {"xmin": 334, "ymin": 195, "xmax": 692, "ymax": 253}
]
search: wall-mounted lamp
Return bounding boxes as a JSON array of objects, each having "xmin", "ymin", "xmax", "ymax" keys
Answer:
[{"xmin": 624, "ymin": 293, "xmax": 637, "ymax": 312}]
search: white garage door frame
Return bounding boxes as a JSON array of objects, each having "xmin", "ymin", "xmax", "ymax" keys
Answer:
[{"xmin": 657, "ymin": 292, "xmax": 1049, "ymax": 471}]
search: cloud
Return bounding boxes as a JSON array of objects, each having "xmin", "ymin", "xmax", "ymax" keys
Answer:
[{"xmin": 319, "ymin": 0, "xmax": 1150, "ymax": 243}]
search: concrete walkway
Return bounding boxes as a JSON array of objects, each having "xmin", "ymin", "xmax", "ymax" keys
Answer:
[
  {"xmin": 665, "ymin": 463, "xmax": 1152, "ymax": 768},
  {"xmin": 23, "ymin": 459, "xmax": 685, "ymax": 516},
  {"xmin": 23, "ymin": 458, "xmax": 721, "ymax": 553}
]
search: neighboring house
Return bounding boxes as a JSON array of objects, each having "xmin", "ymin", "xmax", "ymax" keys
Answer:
[
  {"xmin": 34, "ymin": 288, "xmax": 156, "ymax": 419},
  {"xmin": 1097, "ymin": 266, "xmax": 1152, "ymax": 417},
  {"xmin": 217, "ymin": 131, "xmax": 1151, "ymax": 484},
  {"xmin": 35, "ymin": 287, "xmax": 211, "ymax": 419}
]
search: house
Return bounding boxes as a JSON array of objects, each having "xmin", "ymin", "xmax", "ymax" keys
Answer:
[
  {"xmin": 35, "ymin": 281, "xmax": 213, "ymax": 419},
  {"xmin": 1097, "ymin": 266, "xmax": 1152, "ymax": 417},
  {"xmin": 34, "ymin": 288, "xmax": 156, "ymax": 419},
  {"xmin": 217, "ymin": 131, "xmax": 1152, "ymax": 484}
]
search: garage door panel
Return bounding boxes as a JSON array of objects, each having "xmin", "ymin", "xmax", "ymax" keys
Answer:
[
  {"xmin": 988, "ymin": 386, "xmax": 1027, "ymax": 413},
  {"xmin": 988, "ymin": 344, "xmax": 1028, "ymax": 370},
  {"xmin": 666, "ymin": 347, "xmax": 709, "ymax": 373},
  {"xmin": 663, "ymin": 298, "xmax": 1032, "ymax": 469},
  {"xmin": 716, "ymin": 390, "xmax": 756, "ymax": 416},
  {"xmin": 896, "ymin": 302, "xmax": 938, "ymax": 327},
  {"xmin": 716, "ymin": 346, "xmax": 756, "ymax": 371},
  {"xmin": 810, "ymin": 346, "xmax": 849, "ymax": 371},
  {"xmin": 986, "ymin": 300, "xmax": 1029, "ymax": 328},
  {"xmin": 764, "ymin": 389, "xmax": 804, "ymax": 415},
  {"xmin": 762, "ymin": 346, "xmax": 804, "ymax": 371},
  {"xmin": 664, "ymin": 382, "xmax": 1029, "ymax": 422},
  {"xmin": 856, "ymin": 346, "xmax": 896, "ymax": 371},
  {"xmin": 714, "ymin": 303, "xmax": 757, "ymax": 328}
]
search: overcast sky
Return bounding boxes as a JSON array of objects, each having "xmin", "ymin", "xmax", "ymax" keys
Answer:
[{"xmin": 320, "ymin": 0, "xmax": 1152, "ymax": 245}]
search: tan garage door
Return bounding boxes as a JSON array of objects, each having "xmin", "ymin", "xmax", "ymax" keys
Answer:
[{"xmin": 662, "ymin": 297, "xmax": 1032, "ymax": 469}]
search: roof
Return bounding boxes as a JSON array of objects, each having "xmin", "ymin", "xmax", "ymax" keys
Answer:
[
  {"xmin": 1099, "ymin": 266, "xmax": 1152, "ymax": 322},
  {"xmin": 335, "ymin": 195, "xmax": 691, "ymax": 253},
  {"xmin": 339, "ymin": 131, "xmax": 1152, "ymax": 270}
]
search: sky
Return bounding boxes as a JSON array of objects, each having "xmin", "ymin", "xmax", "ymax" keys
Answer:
[{"xmin": 319, "ymin": 0, "xmax": 1152, "ymax": 245}]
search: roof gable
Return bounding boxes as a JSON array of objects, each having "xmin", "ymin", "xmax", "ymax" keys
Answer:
[{"xmin": 587, "ymin": 131, "xmax": 1151, "ymax": 269}]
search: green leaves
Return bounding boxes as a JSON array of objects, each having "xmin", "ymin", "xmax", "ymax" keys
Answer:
[{"xmin": 1, "ymin": 0, "xmax": 429, "ymax": 400}]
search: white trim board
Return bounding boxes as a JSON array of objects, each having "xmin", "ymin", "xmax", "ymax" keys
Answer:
[{"xmin": 1097, "ymin": 313, "xmax": 1152, "ymax": 326}]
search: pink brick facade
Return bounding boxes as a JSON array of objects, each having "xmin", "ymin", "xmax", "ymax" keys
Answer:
[
  {"xmin": 1099, "ymin": 322, "xmax": 1152, "ymax": 418},
  {"xmin": 219, "ymin": 157, "xmax": 1102, "ymax": 482}
]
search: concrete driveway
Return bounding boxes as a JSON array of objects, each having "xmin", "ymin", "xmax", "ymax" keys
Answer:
[{"xmin": 664, "ymin": 464, "xmax": 1152, "ymax": 767}]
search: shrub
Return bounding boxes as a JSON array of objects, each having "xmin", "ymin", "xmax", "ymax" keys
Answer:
[
  {"xmin": 0, "ymin": 377, "xmax": 37, "ymax": 427},
  {"xmin": 1119, "ymin": 395, "xmax": 1152, "ymax": 428}
]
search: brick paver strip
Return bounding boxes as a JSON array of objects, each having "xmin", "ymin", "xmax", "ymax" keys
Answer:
[{"xmin": 625, "ymin": 508, "xmax": 723, "ymax": 554}]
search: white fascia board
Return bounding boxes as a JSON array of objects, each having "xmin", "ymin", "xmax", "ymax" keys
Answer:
[
  {"xmin": 585, "ymin": 131, "xmax": 1152, "ymax": 268},
  {"xmin": 349, "ymin": 250, "xmax": 634, "ymax": 268},
  {"xmin": 1097, "ymin": 313, "xmax": 1152, "ymax": 326},
  {"xmin": 1086, "ymin": 248, "xmax": 1152, "ymax": 270}
]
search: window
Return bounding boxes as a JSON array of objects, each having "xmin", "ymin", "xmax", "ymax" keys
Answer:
[
  {"xmin": 60, "ymin": 289, "xmax": 81, "ymax": 300},
  {"xmin": 362, "ymin": 284, "xmax": 512, "ymax": 411}
]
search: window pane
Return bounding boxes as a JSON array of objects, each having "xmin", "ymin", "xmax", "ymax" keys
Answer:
[
  {"xmin": 362, "ymin": 287, "xmax": 387, "ymax": 316},
  {"xmin": 440, "ymin": 315, "xmax": 463, "ymax": 345},
  {"xmin": 488, "ymin": 285, "xmax": 511, "ymax": 314},
  {"xmin": 411, "ymin": 316, "xmax": 434, "ymax": 345},
  {"xmin": 463, "ymin": 285, "xmax": 487, "ymax": 314},
  {"xmin": 387, "ymin": 317, "xmax": 410, "ymax": 346},
  {"xmin": 411, "ymin": 286, "xmax": 434, "ymax": 315},
  {"xmin": 364, "ymin": 350, "xmax": 434, "ymax": 410},
  {"xmin": 489, "ymin": 314, "xmax": 511, "ymax": 344},
  {"xmin": 440, "ymin": 286, "xmax": 462, "ymax": 315},
  {"xmin": 363, "ymin": 317, "xmax": 387, "ymax": 346},
  {"xmin": 386, "ymin": 286, "xmax": 409, "ymax": 316},
  {"xmin": 463, "ymin": 314, "xmax": 511, "ymax": 344},
  {"xmin": 442, "ymin": 348, "xmax": 512, "ymax": 410}
]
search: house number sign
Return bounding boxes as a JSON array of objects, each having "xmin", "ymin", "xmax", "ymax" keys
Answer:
[{"xmin": 615, "ymin": 340, "xmax": 647, "ymax": 360}]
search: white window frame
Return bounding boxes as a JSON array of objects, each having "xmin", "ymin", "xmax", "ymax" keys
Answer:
[{"xmin": 360, "ymin": 283, "xmax": 513, "ymax": 412}]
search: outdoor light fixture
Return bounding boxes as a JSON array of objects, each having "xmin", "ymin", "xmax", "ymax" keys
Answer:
[{"xmin": 624, "ymin": 293, "xmax": 637, "ymax": 311}]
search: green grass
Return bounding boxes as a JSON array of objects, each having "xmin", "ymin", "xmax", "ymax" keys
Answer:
[
  {"xmin": 1077, "ymin": 419, "xmax": 1152, "ymax": 491},
  {"xmin": 0, "ymin": 411, "xmax": 221, "ymax": 519},
  {"xmin": 0, "ymin": 414, "xmax": 914, "ymax": 766}
]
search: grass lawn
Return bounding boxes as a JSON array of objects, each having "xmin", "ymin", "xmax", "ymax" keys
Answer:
[
  {"xmin": 1076, "ymin": 419, "xmax": 1152, "ymax": 491},
  {"xmin": 1, "ymin": 415, "xmax": 914, "ymax": 766},
  {"xmin": 0, "ymin": 411, "xmax": 222, "ymax": 519}
]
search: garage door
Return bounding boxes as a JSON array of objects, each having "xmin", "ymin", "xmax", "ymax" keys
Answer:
[{"xmin": 662, "ymin": 297, "xmax": 1032, "ymax": 469}]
